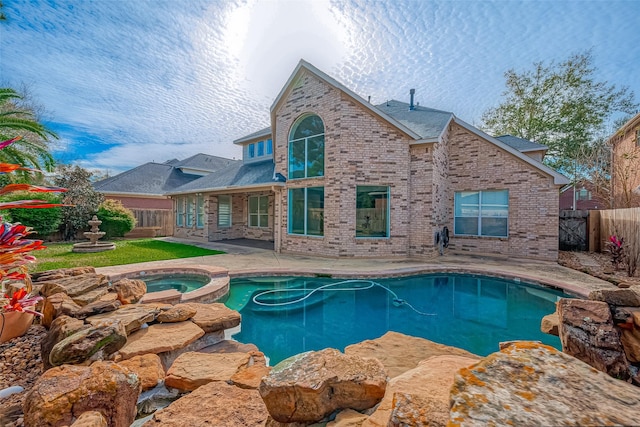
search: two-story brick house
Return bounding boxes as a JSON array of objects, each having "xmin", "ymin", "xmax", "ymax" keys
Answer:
[
  {"xmin": 608, "ymin": 112, "xmax": 640, "ymax": 208},
  {"xmin": 167, "ymin": 60, "xmax": 568, "ymax": 261}
]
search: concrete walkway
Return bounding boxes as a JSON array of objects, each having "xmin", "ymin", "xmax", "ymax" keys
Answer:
[{"xmin": 95, "ymin": 237, "xmax": 616, "ymax": 298}]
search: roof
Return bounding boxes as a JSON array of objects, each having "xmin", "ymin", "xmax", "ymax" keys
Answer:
[
  {"xmin": 167, "ymin": 160, "xmax": 277, "ymax": 195},
  {"xmin": 171, "ymin": 153, "xmax": 239, "ymax": 172},
  {"xmin": 233, "ymin": 127, "xmax": 272, "ymax": 145},
  {"xmin": 496, "ymin": 135, "xmax": 548, "ymax": 152},
  {"xmin": 607, "ymin": 112, "xmax": 640, "ymax": 145},
  {"xmin": 375, "ymin": 100, "xmax": 453, "ymax": 140},
  {"xmin": 93, "ymin": 162, "xmax": 202, "ymax": 195}
]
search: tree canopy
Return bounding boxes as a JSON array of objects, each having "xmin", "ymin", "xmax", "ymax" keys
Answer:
[
  {"xmin": 54, "ymin": 165, "xmax": 104, "ymax": 240},
  {"xmin": 480, "ymin": 51, "xmax": 638, "ymax": 174}
]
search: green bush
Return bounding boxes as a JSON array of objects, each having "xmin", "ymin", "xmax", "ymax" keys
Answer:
[
  {"xmin": 96, "ymin": 199, "xmax": 136, "ymax": 238},
  {"xmin": 0, "ymin": 191, "xmax": 62, "ymax": 237}
]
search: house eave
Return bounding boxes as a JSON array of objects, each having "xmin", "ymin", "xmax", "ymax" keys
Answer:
[
  {"xmin": 233, "ymin": 129, "xmax": 273, "ymax": 145},
  {"xmin": 166, "ymin": 182, "xmax": 285, "ymax": 197},
  {"xmin": 100, "ymin": 191, "xmax": 169, "ymax": 199}
]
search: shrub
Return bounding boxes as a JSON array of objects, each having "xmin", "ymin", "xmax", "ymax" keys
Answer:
[
  {"xmin": 96, "ymin": 199, "xmax": 136, "ymax": 238},
  {"xmin": 0, "ymin": 191, "xmax": 62, "ymax": 237}
]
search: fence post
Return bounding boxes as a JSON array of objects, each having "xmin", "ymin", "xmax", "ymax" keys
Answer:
[{"xmin": 588, "ymin": 210, "xmax": 600, "ymax": 252}]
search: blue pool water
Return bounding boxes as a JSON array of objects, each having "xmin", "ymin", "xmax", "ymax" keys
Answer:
[
  {"xmin": 224, "ymin": 274, "xmax": 571, "ymax": 365},
  {"xmin": 141, "ymin": 273, "xmax": 209, "ymax": 293}
]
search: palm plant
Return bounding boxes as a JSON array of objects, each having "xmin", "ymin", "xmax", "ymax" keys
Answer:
[{"xmin": 0, "ymin": 88, "xmax": 57, "ymax": 178}]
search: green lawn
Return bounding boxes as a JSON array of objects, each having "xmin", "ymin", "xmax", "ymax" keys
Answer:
[{"xmin": 31, "ymin": 239, "xmax": 224, "ymax": 272}]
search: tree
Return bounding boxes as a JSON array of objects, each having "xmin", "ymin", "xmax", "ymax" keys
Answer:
[
  {"xmin": 0, "ymin": 88, "xmax": 57, "ymax": 179},
  {"xmin": 481, "ymin": 51, "xmax": 638, "ymax": 173},
  {"xmin": 96, "ymin": 199, "xmax": 136, "ymax": 238},
  {"xmin": 54, "ymin": 165, "xmax": 104, "ymax": 240}
]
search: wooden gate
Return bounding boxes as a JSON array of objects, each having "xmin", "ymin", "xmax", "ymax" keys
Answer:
[
  {"xmin": 125, "ymin": 209, "xmax": 174, "ymax": 237},
  {"xmin": 559, "ymin": 210, "xmax": 589, "ymax": 251}
]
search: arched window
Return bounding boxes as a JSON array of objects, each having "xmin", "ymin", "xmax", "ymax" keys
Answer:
[{"xmin": 288, "ymin": 114, "xmax": 325, "ymax": 179}]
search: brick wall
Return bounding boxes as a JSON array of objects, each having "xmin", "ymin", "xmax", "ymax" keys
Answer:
[
  {"xmin": 446, "ymin": 122, "xmax": 560, "ymax": 261},
  {"xmin": 610, "ymin": 118, "xmax": 640, "ymax": 208},
  {"xmin": 206, "ymin": 193, "xmax": 274, "ymax": 242}
]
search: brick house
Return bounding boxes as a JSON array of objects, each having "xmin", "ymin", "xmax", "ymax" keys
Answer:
[
  {"xmin": 167, "ymin": 60, "xmax": 569, "ymax": 261},
  {"xmin": 608, "ymin": 112, "xmax": 640, "ymax": 208}
]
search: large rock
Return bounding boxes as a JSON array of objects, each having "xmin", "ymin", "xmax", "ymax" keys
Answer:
[
  {"xmin": 164, "ymin": 351, "xmax": 251, "ymax": 391},
  {"xmin": 230, "ymin": 352, "xmax": 272, "ymax": 390},
  {"xmin": 620, "ymin": 327, "xmax": 640, "ymax": 363},
  {"xmin": 86, "ymin": 304, "xmax": 159, "ymax": 335},
  {"xmin": 112, "ymin": 278, "xmax": 146, "ymax": 304},
  {"xmin": 41, "ymin": 315, "xmax": 89, "ymax": 371},
  {"xmin": 41, "ymin": 292, "xmax": 83, "ymax": 328},
  {"xmin": 39, "ymin": 273, "xmax": 109, "ymax": 299},
  {"xmin": 259, "ymin": 348, "xmax": 387, "ymax": 423},
  {"xmin": 33, "ymin": 267, "xmax": 96, "ymax": 282},
  {"xmin": 557, "ymin": 298, "xmax": 630, "ymax": 379},
  {"xmin": 156, "ymin": 304, "xmax": 197, "ymax": 323},
  {"xmin": 588, "ymin": 286, "xmax": 640, "ymax": 306},
  {"xmin": 23, "ymin": 361, "xmax": 141, "ymax": 427},
  {"xmin": 344, "ymin": 331, "xmax": 479, "ymax": 378},
  {"xmin": 117, "ymin": 321, "xmax": 205, "ymax": 361},
  {"xmin": 184, "ymin": 302, "xmax": 241, "ymax": 333},
  {"xmin": 73, "ymin": 286, "xmax": 110, "ymax": 306},
  {"xmin": 70, "ymin": 411, "xmax": 108, "ymax": 427},
  {"xmin": 142, "ymin": 380, "xmax": 268, "ymax": 426},
  {"xmin": 75, "ymin": 298, "xmax": 122, "ymax": 319},
  {"xmin": 448, "ymin": 342, "xmax": 640, "ymax": 426},
  {"xmin": 540, "ymin": 312, "xmax": 559, "ymax": 336},
  {"xmin": 117, "ymin": 353, "xmax": 165, "ymax": 391},
  {"xmin": 49, "ymin": 321, "xmax": 127, "ymax": 367},
  {"xmin": 363, "ymin": 355, "xmax": 477, "ymax": 427},
  {"xmin": 327, "ymin": 409, "xmax": 369, "ymax": 426}
]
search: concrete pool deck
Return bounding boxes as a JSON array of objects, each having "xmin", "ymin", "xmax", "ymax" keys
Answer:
[{"xmin": 94, "ymin": 238, "xmax": 617, "ymax": 298}]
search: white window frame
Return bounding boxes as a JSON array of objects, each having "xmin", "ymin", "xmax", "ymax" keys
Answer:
[
  {"xmin": 218, "ymin": 195, "xmax": 232, "ymax": 228},
  {"xmin": 186, "ymin": 196, "xmax": 195, "ymax": 227},
  {"xmin": 176, "ymin": 197, "xmax": 185, "ymax": 227},
  {"xmin": 196, "ymin": 194, "xmax": 205, "ymax": 228},
  {"xmin": 454, "ymin": 190, "xmax": 509, "ymax": 238},
  {"xmin": 248, "ymin": 195, "xmax": 269, "ymax": 228}
]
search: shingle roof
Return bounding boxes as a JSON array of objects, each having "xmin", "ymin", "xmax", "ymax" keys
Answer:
[
  {"xmin": 496, "ymin": 135, "xmax": 548, "ymax": 152},
  {"xmin": 172, "ymin": 153, "xmax": 239, "ymax": 172},
  {"xmin": 167, "ymin": 160, "xmax": 276, "ymax": 194},
  {"xmin": 233, "ymin": 127, "xmax": 272, "ymax": 144},
  {"xmin": 374, "ymin": 100, "xmax": 453, "ymax": 140},
  {"xmin": 93, "ymin": 162, "xmax": 202, "ymax": 195}
]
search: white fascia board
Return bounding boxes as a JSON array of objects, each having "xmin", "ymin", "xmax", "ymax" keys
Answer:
[
  {"xmin": 166, "ymin": 182, "xmax": 285, "ymax": 197},
  {"xmin": 233, "ymin": 129, "xmax": 273, "ymax": 145},
  {"xmin": 101, "ymin": 192, "xmax": 169, "ymax": 199},
  {"xmin": 453, "ymin": 117, "xmax": 570, "ymax": 186},
  {"xmin": 270, "ymin": 60, "xmax": 422, "ymax": 140}
]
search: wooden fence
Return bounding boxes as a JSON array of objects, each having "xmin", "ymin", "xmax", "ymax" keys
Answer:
[
  {"xmin": 590, "ymin": 207, "xmax": 640, "ymax": 252},
  {"xmin": 126, "ymin": 209, "xmax": 174, "ymax": 238}
]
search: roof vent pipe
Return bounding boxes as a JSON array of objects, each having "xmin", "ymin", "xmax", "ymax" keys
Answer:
[{"xmin": 409, "ymin": 89, "xmax": 415, "ymax": 110}]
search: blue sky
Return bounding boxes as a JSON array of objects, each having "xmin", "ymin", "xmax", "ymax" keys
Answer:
[{"xmin": 1, "ymin": 0, "xmax": 639, "ymax": 175}]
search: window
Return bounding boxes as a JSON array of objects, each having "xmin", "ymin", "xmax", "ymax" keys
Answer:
[
  {"xmin": 576, "ymin": 188, "xmax": 591, "ymax": 201},
  {"xmin": 266, "ymin": 139, "xmax": 273, "ymax": 155},
  {"xmin": 249, "ymin": 195, "xmax": 269, "ymax": 228},
  {"xmin": 356, "ymin": 186, "xmax": 389, "ymax": 237},
  {"xmin": 257, "ymin": 141, "xmax": 264, "ymax": 156},
  {"xmin": 186, "ymin": 196, "xmax": 195, "ymax": 227},
  {"xmin": 176, "ymin": 197, "xmax": 185, "ymax": 227},
  {"xmin": 289, "ymin": 114, "xmax": 324, "ymax": 179},
  {"xmin": 454, "ymin": 190, "xmax": 508, "ymax": 237},
  {"xmin": 218, "ymin": 195, "xmax": 232, "ymax": 228},
  {"xmin": 288, "ymin": 187, "xmax": 324, "ymax": 236},
  {"xmin": 196, "ymin": 195, "xmax": 205, "ymax": 228},
  {"xmin": 248, "ymin": 143, "xmax": 255, "ymax": 158}
]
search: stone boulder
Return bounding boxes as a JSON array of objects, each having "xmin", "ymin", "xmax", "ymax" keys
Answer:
[
  {"xmin": 363, "ymin": 355, "xmax": 477, "ymax": 427},
  {"xmin": 33, "ymin": 267, "xmax": 96, "ymax": 283},
  {"xmin": 41, "ymin": 292, "xmax": 83, "ymax": 328},
  {"xmin": 70, "ymin": 411, "xmax": 108, "ymax": 427},
  {"xmin": 49, "ymin": 321, "xmax": 127, "ymax": 367},
  {"xmin": 39, "ymin": 273, "xmax": 109, "ymax": 300},
  {"xmin": 112, "ymin": 278, "xmax": 146, "ymax": 304},
  {"xmin": 75, "ymin": 298, "xmax": 121, "ymax": 319},
  {"xmin": 327, "ymin": 409, "xmax": 369, "ymax": 426},
  {"xmin": 86, "ymin": 304, "xmax": 159, "ymax": 335},
  {"xmin": 230, "ymin": 352, "xmax": 272, "ymax": 390},
  {"xmin": 448, "ymin": 342, "xmax": 640, "ymax": 426},
  {"xmin": 557, "ymin": 298, "xmax": 630, "ymax": 379},
  {"xmin": 540, "ymin": 312, "xmax": 559, "ymax": 336},
  {"xmin": 142, "ymin": 381, "xmax": 269, "ymax": 426},
  {"xmin": 116, "ymin": 321, "xmax": 205, "ymax": 361},
  {"xmin": 117, "ymin": 353, "xmax": 165, "ymax": 391},
  {"xmin": 23, "ymin": 361, "xmax": 141, "ymax": 427},
  {"xmin": 164, "ymin": 351, "xmax": 251, "ymax": 391},
  {"xmin": 259, "ymin": 348, "xmax": 387, "ymax": 423},
  {"xmin": 588, "ymin": 286, "xmax": 640, "ymax": 306},
  {"xmin": 344, "ymin": 331, "xmax": 479, "ymax": 378},
  {"xmin": 156, "ymin": 304, "xmax": 197, "ymax": 323},
  {"xmin": 41, "ymin": 315, "xmax": 89, "ymax": 370},
  {"xmin": 184, "ymin": 302, "xmax": 241, "ymax": 333}
]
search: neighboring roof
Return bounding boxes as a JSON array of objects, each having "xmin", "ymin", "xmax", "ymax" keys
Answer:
[
  {"xmin": 233, "ymin": 127, "xmax": 272, "ymax": 145},
  {"xmin": 375, "ymin": 100, "xmax": 453, "ymax": 141},
  {"xmin": 171, "ymin": 153, "xmax": 239, "ymax": 173},
  {"xmin": 496, "ymin": 135, "xmax": 548, "ymax": 152},
  {"xmin": 93, "ymin": 162, "xmax": 202, "ymax": 196},
  {"xmin": 167, "ymin": 160, "xmax": 277, "ymax": 195}
]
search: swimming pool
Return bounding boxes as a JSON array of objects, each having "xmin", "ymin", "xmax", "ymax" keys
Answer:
[
  {"xmin": 141, "ymin": 273, "xmax": 211, "ymax": 293},
  {"xmin": 224, "ymin": 274, "xmax": 571, "ymax": 365}
]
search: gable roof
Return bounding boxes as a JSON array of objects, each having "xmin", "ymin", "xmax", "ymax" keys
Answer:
[
  {"xmin": 375, "ymin": 100, "xmax": 453, "ymax": 141},
  {"xmin": 167, "ymin": 159, "xmax": 278, "ymax": 195},
  {"xmin": 171, "ymin": 153, "xmax": 239, "ymax": 173},
  {"xmin": 233, "ymin": 126, "xmax": 272, "ymax": 145},
  {"xmin": 496, "ymin": 135, "xmax": 548, "ymax": 152},
  {"xmin": 93, "ymin": 162, "xmax": 203, "ymax": 196}
]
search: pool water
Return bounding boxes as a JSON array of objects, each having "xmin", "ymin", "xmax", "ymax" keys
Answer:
[
  {"xmin": 224, "ymin": 274, "xmax": 571, "ymax": 365},
  {"xmin": 141, "ymin": 273, "xmax": 210, "ymax": 294}
]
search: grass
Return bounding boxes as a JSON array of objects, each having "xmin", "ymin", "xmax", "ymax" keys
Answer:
[{"xmin": 31, "ymin": 239, "xmax": 224, "ymax": 272}]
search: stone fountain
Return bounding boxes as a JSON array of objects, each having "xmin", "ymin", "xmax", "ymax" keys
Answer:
[{"xmin": 72, "ymin": 215, "xmax": 116, "ymax": 253}]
